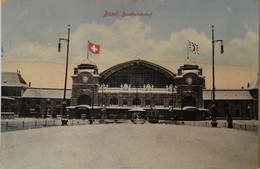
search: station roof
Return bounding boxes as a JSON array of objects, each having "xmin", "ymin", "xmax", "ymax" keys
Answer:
[
  {"xmin": 2, "ymin": 72, "xmax": 29, "ymax": 88},
  {"xmin": 203, "ymin": 90, "xmax": 253, "ymax": 100},
  {"xmin": 22, "ymin": 88, "xmax": 71, "ymax": 99}
]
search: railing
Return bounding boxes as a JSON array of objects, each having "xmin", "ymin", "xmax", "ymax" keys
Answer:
[
  {"xmin": 1, "ymin": 119, "xmax": 258, "ymax": 133},
  {"xmin": 98, "ymin": 86, "xmax": 176, "ymax": 93},
  {"xmin": 182, "ymin": 121, "xmax": 258, "ymax": 133},
  {"xmin": 1, "ymin": 119, "xmax": 91, "ymax": 132}
]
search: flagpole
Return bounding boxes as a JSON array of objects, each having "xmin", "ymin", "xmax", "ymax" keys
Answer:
[{"xmin": 87, "ymin": 40, "xmax": 89, "ymax": 59}]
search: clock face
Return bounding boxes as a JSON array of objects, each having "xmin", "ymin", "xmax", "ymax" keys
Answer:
[
  {"xmin": 186, "ymin": 77, "xmax": 193, "ymax": 85},
  {"xmin": 82, "ymin": 76, "xmax": 88, "ymax": 83}
]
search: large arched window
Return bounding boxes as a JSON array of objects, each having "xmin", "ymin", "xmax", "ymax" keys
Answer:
[
  {"xmin": 100, "ymin": 60, "xmax": 175, "ymax": 88},
  {"xmin": 132, "ymin": 97, "xmax": 141, "ymax": 106},
  {"xmin": 182, "ymin": 96, "xmax": 196, "ymax": 107},
  {"xmin": 109, "ymin": 97, "xmax": 118, "ymax": 106},
  {"xmin": 78, "ymin": 95, "xmax": 91, "ymax": 105}
]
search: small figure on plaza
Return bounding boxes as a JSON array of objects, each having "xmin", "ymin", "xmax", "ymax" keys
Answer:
[{"xmin": 227, "ymin": 114, "xmax": 233, "ymax": 128}]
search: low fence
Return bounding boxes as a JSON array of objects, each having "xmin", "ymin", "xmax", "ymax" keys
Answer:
[
  {"xmin": 1, "ymin": 119, "xmax": 258, "ymax": 133},
  {"xmin": 1, "ymin": 119, "xmax": 92, "ymax": 132},
  {"xmin": 183, "ymin": 121, "xmax": 258, "ymax": 132}
]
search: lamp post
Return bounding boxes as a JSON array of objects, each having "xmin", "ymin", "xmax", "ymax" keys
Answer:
[
  {"xmin": 211, "ymin": 25, "xmax": 224, "ymax": 127},
  {"xmin": 58, "ymin": 25, "xmax": 70, "ymax": 125}
]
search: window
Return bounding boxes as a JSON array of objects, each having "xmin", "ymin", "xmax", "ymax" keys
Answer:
[
  {"xmin": 155, "ymin": 97, "xmax": 164, "ymax": 106},
  {"xmin": 169, "ymin": 100, "xmax": 173, "ymax": 107},
  {"xmin": 235, "ymin": 109, "xmax": 240, "ymax": 117},
  {"xmin": 56, "ymin": 108, "xmax": 61, "ymax": 115},
  {"xmin": 132, "ymin": 97, "xmax": 141, "ymax": 106},
  {"xmin": 123, "ymin": 100, "xmax": 128, "ymax": 106},
  {"xmin": 145, "ymin": 100, "xmax": 151, "ymax": 107},
  {"xmin": 109, "ymin": 97, "xmax": 118, "ymax": 106}
]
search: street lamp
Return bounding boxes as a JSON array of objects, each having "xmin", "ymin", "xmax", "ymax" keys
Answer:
[
  {"xmin": 58, "ymin": 25, "xmax": 70, "ymax": 125},
  {"xmin": 211, "ymin": 25, "xmax": 224, "ymax": 127}
]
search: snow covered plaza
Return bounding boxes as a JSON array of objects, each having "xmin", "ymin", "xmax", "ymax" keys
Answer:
[{"xmin": 0, "ymin": 121, "xmax": 257, "ymax": 169}]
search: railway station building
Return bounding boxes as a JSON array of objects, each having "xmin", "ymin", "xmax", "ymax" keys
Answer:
[{"xmin": 1, "ymin": 59, "xmax": 258, "ymax": 120}]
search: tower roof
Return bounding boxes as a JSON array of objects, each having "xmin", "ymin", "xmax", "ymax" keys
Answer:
[
  {"xmin": 184, "ymin": 59, "xmax": 197, "ymax": 66},
  {"xmin": 81, "ymin": 58, "xmax": 96, "ymax": 66},
  {"xmin": 77, "ymin": 58, "xmax": 97, "ymax": 70},
  {"xmin": 177, "ymin": 59, "xmax": 202, "ymax": 77},
  {"xmin": 180, "ymin": 59, "xmax": 199, "ymax": 69}
]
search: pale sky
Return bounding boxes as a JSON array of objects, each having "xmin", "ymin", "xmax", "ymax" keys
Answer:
[{"xmin": 2, "ymin": 0, "xmax": 259, "ymax": 89}]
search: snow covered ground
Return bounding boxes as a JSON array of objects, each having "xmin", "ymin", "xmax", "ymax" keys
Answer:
[{"xmin": 0, "ymin": 122, "xmax": 257, "ymax": 169}]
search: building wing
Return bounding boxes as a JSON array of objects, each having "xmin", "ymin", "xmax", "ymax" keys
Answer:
[
  {"xmin": 203, "ymin": 90, "xmax": 253, "ymax": 100},
  {"xmin": 22, "ymin": 88, "xmax": 72, "ymax": 99}
]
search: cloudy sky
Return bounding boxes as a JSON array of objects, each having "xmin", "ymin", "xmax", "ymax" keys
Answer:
[{"xmin": 2, "ymin": 0, "xmax": 258, "ymax": 89}]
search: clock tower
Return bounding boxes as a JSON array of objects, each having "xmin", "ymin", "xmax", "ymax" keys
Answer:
[
  {"xmin": 70, "ymin": 60, "xmax": 100, "ymax": 107},
  {"xmin": 175, "ymin": 59, "xmax": 205, "ymax": 109}
]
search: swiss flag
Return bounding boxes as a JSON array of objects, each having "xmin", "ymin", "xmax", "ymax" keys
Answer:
[{"xmin": 88, "ymin": 41, "xmax": 100, "ymax": 54}]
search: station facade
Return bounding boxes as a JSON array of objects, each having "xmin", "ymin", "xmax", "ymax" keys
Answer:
[
  {"xmin": 1, "ymin": 59, "xmax": 258, "ymax": 120},
  {"xmin": 67, "ymin": 59, "xmax": 257, "ymax": 120}
]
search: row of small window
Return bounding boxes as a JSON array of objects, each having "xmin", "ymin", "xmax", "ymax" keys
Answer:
[{"xmin": 109, "ymin": 97, "xmax": 174, "ymax": 106}]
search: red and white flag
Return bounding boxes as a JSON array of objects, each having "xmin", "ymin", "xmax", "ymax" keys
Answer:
[{"xmin": 88, "ymin": 41, "xmax": 100, "ymax": 54}]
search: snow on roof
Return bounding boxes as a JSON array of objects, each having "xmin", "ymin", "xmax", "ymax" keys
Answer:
[
  {"xmin": 203, "ymin": 90, "xmax": 253, "ymax": 100},
  {"xmin": 1, "ymin": 96, "xmax": 16, "ymax": 100},
  {"xmin": 22, "ymin": 88, "xmax": 71, "ymax": 99},
  {"xmin": 2, "ymin": 72, "xmax": 29, "ymax": 88}
]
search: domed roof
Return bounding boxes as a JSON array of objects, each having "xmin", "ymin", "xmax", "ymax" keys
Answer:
[
  {"xmin": 178, "ymin": 59, "xmax": 199, "ymax": 71},
  {"xmin": 184, "ymin": 59, "xmax": 197, "ymax": 66},
  {"xmin": 177, "ymin": 59, "xmax": 203, "ymax": 77},
  {"xmin": 80, "ymin": 58, "xmax": 96, "ymax": 66}
]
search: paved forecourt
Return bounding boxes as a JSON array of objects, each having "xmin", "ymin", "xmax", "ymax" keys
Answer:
[{"xmin": 0, "ymin": 123, "xmax": 257, "ymax": 169}]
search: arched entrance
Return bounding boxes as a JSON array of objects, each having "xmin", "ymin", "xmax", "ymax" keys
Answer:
[
  {"xmin": 77, "ymin": 95, "xmax": 92, "ymax": 119},
  {"xmin": 182, "ymin": 96, "xmax": 196, "ymax": 107},
  {"xmin": 182, "ymin": 96, "xmax": 200, "ymax": 120},
  {"xmin": 78, "ymin": 95, "xmax": 91, "ymax": 105}
]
